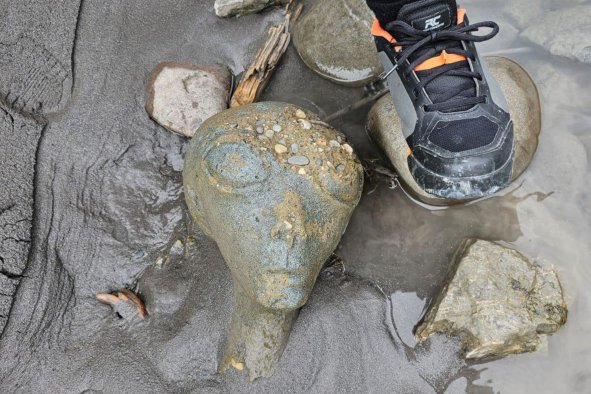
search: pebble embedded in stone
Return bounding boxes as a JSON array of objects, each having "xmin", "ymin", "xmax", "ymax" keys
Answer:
[
  {"xmin": 272, "ymin": 124, "xmax": 282, "ymax": 133},
  {"xmin": 329, "ymin": 140, "xmax": 340, "ymax": 148},
  {"xmin": 315, "ymin": 159, "xmax": 323, "ymax": 166},
  {"xmin": 298, "ymin": 119, "xmax": 312, "ymax": 130},
  {"xmin": 264, "ymin": 129, "xmax": 275, "ymax": 138},
  {"xmin": 298, "ymin": 168, "xmax": 306, "ymax": 175},
  {"xmin": 342, "ymin": 143, "xmax": 353, "ymax": 154},
  {"xmin": 288, "ymin": 155, "xmax": 310, "ymax": 166},
  {"xmin": 336, "ymin": 164, "xmax": 345, "ymax": 172},
  {"xmin": 256, "ymin": 126, "xmax": 264, "ymax": 134},
  {"xmin": 274, "ymin": 144, "xmax": 288, "ymax": 154},
  {"xmin": 295, "ymin": 109, "xmax": 307, "ymax": 119},
  {"xmin": 291, "ymin": 144, "xmax": 299, "ymax": 153}
]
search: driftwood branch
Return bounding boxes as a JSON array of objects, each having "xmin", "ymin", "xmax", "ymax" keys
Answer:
[{"xmin": 230, "ymin": 0, "xmax": 303, "ymax": 107}]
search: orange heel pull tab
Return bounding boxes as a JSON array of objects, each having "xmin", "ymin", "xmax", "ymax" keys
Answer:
[
  {"xmin": 407, "ymin": 146, "xmax": 413, "ymax": 157},
  {"xmin": 457, "ymin": 8, "xmax": 466, "ymax": 24},
  {"xmin": 413, "ymin": 50, "xmax": 466, "ymax": 72},
  {"xmin": 371, "ymin": 19, "xmax": 402, "ymax": 52}
]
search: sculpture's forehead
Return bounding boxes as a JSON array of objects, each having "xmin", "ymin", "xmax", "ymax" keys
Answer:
[{"xmin": 191, "ymin": 103, "xmax": 363, "ymax": 203}]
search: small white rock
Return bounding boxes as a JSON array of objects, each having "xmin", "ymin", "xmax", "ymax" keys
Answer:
[
  {"xmin": 298, "ymin": 119, "xmax": 312, "ymax": 130},
  {"xmin": 342, "ymin": 143, "xmax": 353, "ymax": 154},
  {"xmin": 295, "ymin": 109, "xmax": 307, "ymax": 119}
]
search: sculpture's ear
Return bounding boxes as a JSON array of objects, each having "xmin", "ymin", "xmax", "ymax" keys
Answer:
[{"xmin": 184, "ymin": 184, "xmax": 212, "ymax": 237}]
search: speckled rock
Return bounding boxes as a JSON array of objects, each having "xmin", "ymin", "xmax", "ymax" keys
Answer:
[
  {"xmin": 146, "ymin": 62, "xmax": 231, "ymax": 137},
  {"xmin": 293, "ymin": 0, "xmax": 383, "ymax": 87},
  {"xmin": 214, "ymin": 0, "xmax": 287, "ymax": 17},
  {"xmin": 183, "ymin": 102, "xmax": 363, "ymax": 380},
  {"xmin": 521, "ymin": 5, "xmax": 591, "ymax": 65},
  {"xmin": 367, "ymin": 56, "xmax": 541, "ymax": 206},
  {"xmin": 416, "ymin": 240, "xmax": 567, "ymax": 360}
]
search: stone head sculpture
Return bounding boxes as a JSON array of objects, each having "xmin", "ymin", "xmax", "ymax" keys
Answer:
[{"xmin": 183, "ymin": 102, "xmax": 363, "ymax": 379}]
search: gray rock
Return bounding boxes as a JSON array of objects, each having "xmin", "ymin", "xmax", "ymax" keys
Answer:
[
  {"xmin": 521, "ymin": 5, "xmax": 591, "ymax": 65},
  {"xmin": 214, "ymin": 0, "xmax": 287, "ymax": 18},
  {"xmin": 416, "ymin": 240, "xmax": 567, "ymax": 360},
  {"xmin": 367, "ymin": 56, "xmax": 542, "ymax": 206},
  {"xmin": 146, "ymin": 62, "xmax": 231, "ymax": 138},
  {"xmin": 293, "ymin": 0, "xmax": 383, "ymax": 87}
]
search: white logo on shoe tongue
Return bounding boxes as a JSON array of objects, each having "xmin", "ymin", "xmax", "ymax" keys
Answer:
[{"xmin": 424, "ymin": 15, "xmax": 444, "ymax": 30}]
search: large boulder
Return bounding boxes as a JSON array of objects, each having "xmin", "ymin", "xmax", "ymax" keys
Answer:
[
  {"xmin": 367, "ymin": 56, "xmax": 542, "ymax": 206},
  {"xmin": 416, "ymin": 240, "xmax": 567, "ymax": 359},
  {"xmin": 293, "ymin": 0, "xmax": 382, "ymax": 87},
  {"xmin": 146, "ymin": 62, "xmax": 231, "ymax": 138}
]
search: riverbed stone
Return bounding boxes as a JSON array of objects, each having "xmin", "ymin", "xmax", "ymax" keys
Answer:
[
  {"xmin": 367, "ymin": 56, "xmax": 541, "ymax": 206},
  {"xmin": 416, "ymin": 240, "xmax": 567, "ymax": 360},
  {"xmin": 293, "ymin": 0, "xmax": 383, "ymax": 87},
  {"xmin": 146, "ymin": 62, "xmax": 231, "ymax": 138},
  {"xmin": 214, "ymin": 0, "xmax": 287, "ymax": 17},
  {"xmin": 521, "ymin": 5, "xmax": 591, "ymax": 65}
]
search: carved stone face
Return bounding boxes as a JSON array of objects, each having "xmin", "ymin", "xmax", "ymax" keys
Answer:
[{"xmin": 183, "ymin": 102, "xmax": 363, "ymax": 310}]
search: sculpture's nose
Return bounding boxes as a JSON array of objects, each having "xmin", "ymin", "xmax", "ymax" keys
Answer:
[{"xmin": 270, "ymin": 210, "xmax": 307, "ymax": 249}]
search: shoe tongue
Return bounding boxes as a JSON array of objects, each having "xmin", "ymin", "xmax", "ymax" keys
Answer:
[{"xmin": 398, "ymin": 0, "xmax": 457, "ymax": 32}]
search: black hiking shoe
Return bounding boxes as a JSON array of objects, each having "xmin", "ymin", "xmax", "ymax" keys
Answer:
[{"xmin": 371, "ymin": 0, "xmax": 514, "ymax": 200}]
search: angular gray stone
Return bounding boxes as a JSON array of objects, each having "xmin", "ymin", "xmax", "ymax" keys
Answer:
[
  {"xmin": 293, "ymin": 0, "xmax": 383, "ymax": 87},
  {"xmin": 416, "ymin": 240, "xmax": 567, "ymax": 360},
  {"xmin": 214, "ymin": 0, "xmax": 287, "ymax": 18},
  {"xmin": 146, "ymin": 62, "xmax": 231, "ymax": 138},
  {"xmin": 521, "ymin": 5, "xmax": 591, "ymax": 65},
  {"xmin": 367, "ymin": 56, "xmax": 542, "ymax": 206}
]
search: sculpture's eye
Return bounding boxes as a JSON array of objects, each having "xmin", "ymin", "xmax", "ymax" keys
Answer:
[{"xmin": 205, "ymin": 143, "xmax": 269, "ymax": 187}]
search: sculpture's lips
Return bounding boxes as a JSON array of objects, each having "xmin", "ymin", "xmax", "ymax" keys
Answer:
[{"xmin": 263, "ymin": 269, "xmax": 309, "ymax": 287}]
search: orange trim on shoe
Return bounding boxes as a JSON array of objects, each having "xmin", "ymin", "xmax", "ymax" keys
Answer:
[
  {"xmin": 457, "ymin": 8, "xmax": 466, "ymax": 24},
  {"xmin": 413, "ymin": 50, "xmax": 466, "ymax": 72},
  {"xmin": 371, "ymin": 19, "xmax": 402, "ymax": 52}
]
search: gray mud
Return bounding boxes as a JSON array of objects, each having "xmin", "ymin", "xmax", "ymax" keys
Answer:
[{"xmin": 0, "ymin": 0, "xmax": 590, "ymax": 393}]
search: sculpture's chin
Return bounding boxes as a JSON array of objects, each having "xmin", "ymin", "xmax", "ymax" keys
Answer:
[{"xmin": 255, "ymin": 284, "xmax": 310, "ymax": 311}]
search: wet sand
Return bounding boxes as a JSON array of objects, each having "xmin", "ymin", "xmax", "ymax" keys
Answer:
[{"xmin": 0, "ymin": 0, "xmax": 589, "ymax": 393}]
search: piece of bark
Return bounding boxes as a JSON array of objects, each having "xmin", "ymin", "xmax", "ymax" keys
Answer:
[{"xmin": 230, "ymin": 1, "xmax": 303, "ymax": 107}]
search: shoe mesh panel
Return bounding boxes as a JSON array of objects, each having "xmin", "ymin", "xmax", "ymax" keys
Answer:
[
  {"xmin": 429, "ymin": 116, "xmax": 497, "ymax": 152},
  {"xmin": 417, "ymin": 64, "xmax": 476, "ymax": 112}
]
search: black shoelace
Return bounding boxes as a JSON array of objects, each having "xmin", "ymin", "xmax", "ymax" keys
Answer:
[{"xmin": 380, "ymin": 20, "xmax": 499, "ymax": 112}]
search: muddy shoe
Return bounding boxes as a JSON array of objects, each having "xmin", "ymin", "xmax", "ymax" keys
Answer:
[{"xmin": 370, "ymin": 0, "xmax": 514, "ymax": 200}]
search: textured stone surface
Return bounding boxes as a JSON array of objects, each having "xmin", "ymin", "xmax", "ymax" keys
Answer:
[
  {"xmin": 183, "ymin": 101, "xmax": 363, "ymax": 379},
  {"xmin": 521, "ymin": 5, "xmax": 591, "ymax": 65},
  {"xmin": 293, "ymin": 0, "xmax": 383, "ymax": 87},
  {"xmin": 367, "ymin": 56, "xmax": 541, "ymax": 206},
  {"xmin": 214, "ymin": 0, "xmax": 287, "ymax": 17},
  {"xmin": 146, "ymin": 62, "xmax": 231, "ymax": 137},
  {"xmin": 416, "ymin": 240, "xmax": 567, "ymax": 359}
]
